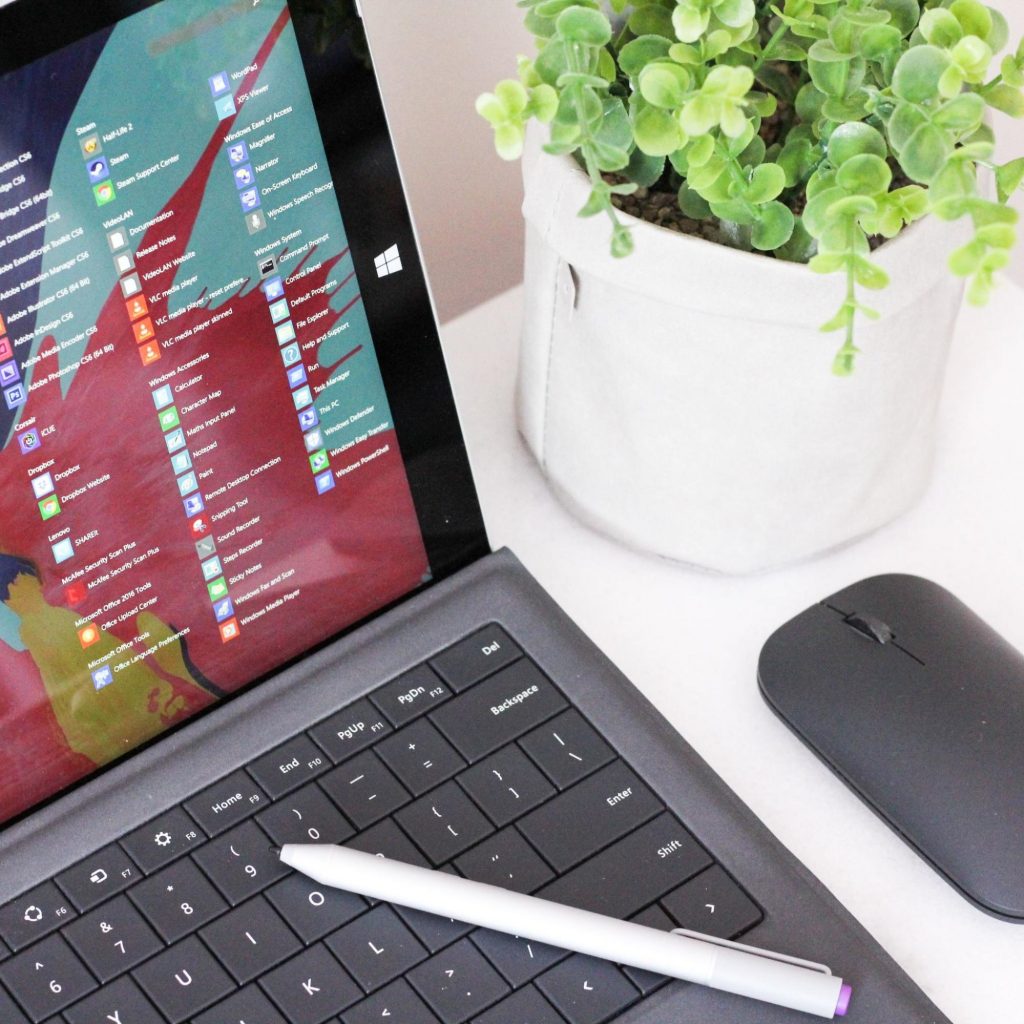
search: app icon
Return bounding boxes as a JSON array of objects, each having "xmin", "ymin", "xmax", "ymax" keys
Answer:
[
  {"xmin": 114, "ymin": 252, "xmax": 135, "ymax": 276},
  {"xmin": 189, "ymin": 514, "xmax": 210, "ymax": 538},
  {"xmin": 195, "ymin": 536, "xmax": 216, "ymax": 560},
  {"xmin": 209, "ymin": 71, "xmax": 231, "ymax": 97},
  {"xmin": 0, "ymin": 360, "xmax": 18, "ymax": 386},
  {"xmin": 87, "ymin": 156, "xmax": 110, "ymax": 184},
  {"xmin": 215, "ymin": 94, "xmax": 236, "ymax": 119},
  {"xmin": 200, "ymin": 556, "xmax": 222, "ymax": 581},
  {"xmin": 309, "ymin": 449, "xmax": 330, "ymax": 474},
  {"xmin": 107, "ymin": 228, "xmax": 127, "ymax": 252},
  {"xmin": 292, "ymin": 386, "xmax": 313, "ymax": 411},
  {"xmin": 3, "ymin": 383, "xmax": 26, "ymax": 409},
  {"xmin": 139, "ymin": 342, "xmax": 161, "ymax": 366},
  {"xmin": 152, "ymin": 384, "xmax": 173, "ymax": 410},
  {"xmin": 298, "ymin": 406, "xmax": 319, "ymax": 431},
  {"xmin": 207, "ymin": 577, "xmax": 229, "ymax": 601},
  {"xmin": 38, "ymin": 494, "xmax": 61, "ymax": 521},
  {"xmin": 31, "ymin": 472, "xmax": 54, "ymax": 499},
  {"xmin": 93, "ymin": 180, "xmax": 116, "ymax": 206},
  {"xmin": 159, "ymin": 407, "xmax": 180, "ymax": 431},
  {"xmin": 177, "ymin": 472, "xmax": 199, "ymax": 497},
  {"xmin": 91, "ymin": 666, "xmax": 114, "ymax": 691},
  {"xmin": 275, "ymin": 321, "xmax": 296, "ymax": 346},
  {"xmin": 52, "ymin": 538, "xmax": 74, "ymax": 564},
  {"xmin": 80, "ymin": 134, "xmax": 102, "ymax": 158},
  {"xmin": 259, "ymin": 256, "xmax": 277, "ymax": 278},
  {"xmin": 314, "ymin": 469, "xmax": 335, "ymax": 495},
  {"xmin": 120, "ymin": 273, "xmax": 142, "ymax": 298},
  {"xmin": 262, "ymin": 276, "xmax": 284, "ymax": 301},
  {"xmin": 303, "ymin": 428, "xmax": 324, "ymax": 453},
  {"xmin": 0, "ymin": 336, "xmax": 12, "ymax": 361},
  {"xmin": 287, "ymin": 364, "xmax": 307, "ymax": 389},
  {"xmin": 246, "ymin": 210, "xmax": 267, "ymax": 235},
  {"xmin": 269, "ymin": 298, "xmax": 289, "ymax": 323},
  {"xmin": 66, "ymin": 582, "xmax": 87, "ymax": 606},
  {"xmin": 213, "ymin": 596, "xmax": 234, "ymax": 622},
  {"xmin": 281, "ymin": 343, "xmax": 301, "ymax": 368},
  {"xmin": 133, "ymin": 318, "xmax": 155, "ymax": 344},
  {"xmin": 164, "ymin": 428, "xmax": 186, "ymax": 454},
  {"xmin": 239, "ymin": 187, "xmax": 260, "ymax": 212},
  {"xmin": 228, "ymin": 141, "xmax": 248, "ymax": 166},
  {"xmin": 127, "ymin": 296, "xmax": 149, "ymax": 322},
  {"xmin": 183, "ymin": 493, "xmax": 205, "ymax": 517},
  {"xmin": 78, "ymin": 623, "xmax": 100, "ymax": 648},
  {"xmin": 17, "ymin": 428, "xmax": 41, "ymax": 455},
  {"xmin": 233, "ymin": 164, "xmax": 255, "ymax": 189},
  {"xmin": 219, "ymin": 618, "xmax": 241, "ymax": 643},
  {"xmin": 171, "ymin": 450, "xmax": 193, "ymax": 475}
]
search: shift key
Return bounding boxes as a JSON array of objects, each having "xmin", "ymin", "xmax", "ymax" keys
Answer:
[
  {"xmin": 430, "ymin": 659, "xmax": 567, "ymax": 763},
  {"xmin": 518, "ymin": 761, "xmax": 663, "ymax": 872}
]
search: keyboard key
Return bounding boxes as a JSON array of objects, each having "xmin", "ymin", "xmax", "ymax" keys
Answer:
[
  {"xmin": 320, "ymin": 751, "xmax": 411, "ymax": 829},
  {"xmin": 194, "ymin": 984, "xmax": 287, "ymax": 1024},
  {"xmin": 63, "ymin": 895, "xmax": 162, "ymax": 982},
  {"xmin": 121, "ymin": 807, "xmax": 206, "ymax": 874},
  {"xmin": 456, "ymin": 746, "xmax": 555, "ymax": 827},
  {"xmin": 536, "ymin": 813, "xmax": 712, "ymax": 919},
  {"xmin": 346, "ymin": 818, "xmax": 431, "ymax": 868},
  {"xmin": 248, "ymin": 735, "xmax": 330, "ymax": 799},
  {"xmin": 456, "ymin": 827, "xmax": 554, "ymax": 894},
  {"xmin": 184, "ymin": 770, "xmax": 269, "ymax": 836},
  {"xmin": 661, "ymin": 865, "xmax": 763, "ymax": 940},
  {"xmin": 431, "ymin": 660, "xmax": 566, "ymax": 763},
  {"xmin": 0, "ymin": 881, "xmax": 75, "ymax": 952},
  {"xmin": 469, "ymin": 930, "xmax": 567, "ymax": 988},
  {"xmin": 519, "ymin": 711, "xmax": 614, "ymax": 790},
  {"xmin": 473, "ymin": 985, "xmax": 565, "ymax": 1024},
  {"xmin": 0, "ymin": 934, "xmax": 96, "ymax": 1021},
  {"xmin": 535, "ymin": 954, "xmax": 639, "ymax": 1024},
  {"xmin": 429, "ymin": 625, "xmax": 523, "ymax": 692},
  {"xmin": 395, "ymin": 781, "xmax": 493, "ymax": 865},
  {"xmin": 64, "ymin": 975, "xmax": 164, "ymax": 1024},
  {"xmin": 376, "ymin": 719, "xmax": 466, "ymax": 796},
  {"xmin": 56, "ymin": 844, "xmax": 141, "ymax": 913},
  {"xmin": 266, "ymin": 873, "xmax": 367, "ymax": 944},
  {"xmin": 622, "ymin": 905, "xmax": 675, "ymax": 995},
  {"xmin": 200, "ymin": 896, "xmax": 302, "ymax": 984},
  {"xmin": 130, "ymin": 858, "xmax": 228, "ymax": 943},
  {"xmin": 518, "ymin": 762, "xmax": 662, "ymax": 873},
  {"xmin": 260, "ymin": 943, "xmax": 361, "ymax": 1024},
  {"xmin": 133, "ymin": 936, "xmax": 234, "ymax": 1024},
  {"xmin": 193, "ymin": 820, "xmax": 289, "ymax": 905},
  {"xmin": 310, "ymin": 698, "xmax": 392, "ymax": 764},
  {"xmin": 325, "ymin": 905, "xmax": 427, "ymax": 993},
  {"xmin": 371, "ymin": 663, "xmax": 452, "ymax": 726},
  {"xmin": 408, "ymin": 938, "xmax": 509, "ymax": 1024},
  {"xmin": 393, "ymin": 903, "xmax": 474, "ymax": 954},
  {"xmin": 343, "ymin": 978, "xmax": 440, "ymax": 1024},
  {"xmin": 0, "ymin": 984, "xmax": 28, "ymax": 1024},
  {"xmin": 257, "ymin": 781, "xmax": 355, "ymax": 846}
]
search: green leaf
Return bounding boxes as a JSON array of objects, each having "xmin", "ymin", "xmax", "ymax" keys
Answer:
[
  {"xmin": 745, "ymin": 163, "xmax": 787, "ymax": 204},
  {"xmin": 639, "ymin": 62, "xmax": 692, "ymax": 108},
  {"xmin": 775, "ymin": 217, "xmax": 817, "ymax": 263},
  {"xmin": 611, "ymin": 224, "xmax": 634, "ymax": 258},
  {"xmin": 886, "ymin": 101, "xmax": 928, "ymax": 154},
  {"xmin": 711, "ymin": 198, "xmax": 758, "ymax": 225},
  {"xmin": 827, "ymin": 195, "xmax": 879, "ymax": 219},
  {"xmin": 874, "ymin": 0, "xmax": 920, "ymax": 38},
  {"xmin": 809, "ymin": 53, "xmax": 854, "ymax": 98},
  {"xmin": 933, "ymin": 93, "xmax": 986, "ymax": 132},
  {"xmin": 892, "ymin": 46, "xmax": 950, "ymax": 104},
  {"xmin": 795, "ymin": 83, "xmax": 827, "ymax": 124},
  {"xmin": 494, "ymin": 123, "xmax": 526, "ymax": 160},
  {"xmin": 919, "ymin": 9, "xmax": 964, "ymax": 48},
  {"xmin": 590, "ymin": 139, "xmax": 630, "ymax": 171},
  {"xmin": 475, "ymin": 93, "xmax": 506, "ymax": 126},
  {"xmin": 828, "ymin": 122, "xmax": 887, "ymax": 166},
  {"xmin": 556, "ymin": 72, "xmax": 611, "ymax": 90},
  {"xmin": 714, "ymin": 0, "xmax": 755, "ymax": 30},
  {"xmin": 810, "ymin": 252, "xmax": 849, "ymax": 274},
  {"xmin": 678, "ymin": 182, "xmax": 712, "ymax": 217},
  {"xmin": 836, "ymin": 153, "xmax": 893, "ymax": 195},
  {"xmin": 687, "ymin": 133, "xmax": 716, "ymax": 168},
  {"xmin": 495, "ymin": 79, "xmax": 530, "ymax": 116},
  {"xmin": 976, "ymin": 223, "xmax": 1016, "ymax": 248},
  {"xmin": 996, "ymin": 158, "xmax": 1024, "ymax": 203},
  {"xmin": 534, "ymin": 40, "xmax": 570, "ymax": 86},
  {"xmin": 536, "ymin": 0, "xmax": 598, "ymax": 17},
  {"xmin": 751, "ymin": 201, "xmax": 796, "ymax": 250},
  {"xmin": 628, "ymin": 3, "xmax": 676, "ymax": 39},
  {"xmin": 900, "ymin": 122, "xmax": 952, "ymax": 183},
  {"xmin": 633, "ymin": 105, "xmax": 686, "ymax": 155},
  {"xmin": 556, "ymin": 5, "xmax": 612, "ymax": 45},
  {"xmin": 803, "ymin": 185, "xmax": 847, "ymax": 236},
  {"xmin": 619, "ymin": 35, "xmax": 673, "ymax": 79},
  {"xmin": 626, "ymin": 148, "xmax": 667, "ymax": 187},
  {"xmin": 529, "ymin": 84, "xmax": 559, "ymax": 123},
  {"xmin": 672, "ymin": 3, "xmax": 710, "ymax": 43},
  {"xmin": 679, "ymin": 94, "xmax": 718, "ymax": 136},
  {"xmin": 579, "ymin": 186, "xmax": 611, "ymax": 217},
  {"xmin": 949, "ymin": 239, "xmax": 985, "ymax": 275},
  {"xmin": 860, "ymin": 25, "xmax": 904, "ymax": 60},
  {"xmin": 853, "ymin": 255, "xmax": 890, "ymax": 289},
  {"xmin": 596, "ymin": 96, "xmax": 633, "ymax": 150},
  {"xmin": 949, "ymin": 0, "xmax": 992, "ymax": 41},
  {"xmin": 985, "ymin": 84, "xmax": 1024, "ymax": 118}
]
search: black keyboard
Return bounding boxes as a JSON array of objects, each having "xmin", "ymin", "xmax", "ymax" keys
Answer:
[{"xmin": 0, "ymin": 624, "xmax": 763, "ymax": 1024}]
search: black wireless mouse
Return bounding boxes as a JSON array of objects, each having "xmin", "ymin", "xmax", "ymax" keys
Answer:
[{"xmin": 758, "ymin": 574, "xmax": 1024, "ymax": 922}]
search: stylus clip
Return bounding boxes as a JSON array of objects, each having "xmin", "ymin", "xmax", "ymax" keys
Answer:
[{"xmin": 671, "ymin": 929, "xmax": 833, "ymax": 976}]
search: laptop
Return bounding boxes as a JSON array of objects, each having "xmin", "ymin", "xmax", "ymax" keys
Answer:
[{"xmin": 0, "ymin": 2, "xmax": 949, "ymax": 1022}]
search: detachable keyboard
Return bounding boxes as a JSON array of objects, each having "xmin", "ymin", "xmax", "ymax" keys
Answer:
[{"xmin": 0, "ymin": 623, "xmax": 762, "ymax": 1024}]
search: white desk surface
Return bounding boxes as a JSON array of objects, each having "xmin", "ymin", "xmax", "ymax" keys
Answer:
[{"xmin": 440, "ymin": 281, "xmax": 1024, "ymax": 1024}]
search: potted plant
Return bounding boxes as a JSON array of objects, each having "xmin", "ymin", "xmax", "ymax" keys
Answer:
[{"xmin": 478, "ymin": 0, "xmax": 1024, "ymax": 573}]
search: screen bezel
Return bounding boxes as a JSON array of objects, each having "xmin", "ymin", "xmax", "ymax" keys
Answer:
[{"xmin": 0, "ymin": 0, "xmax": 490, "ymax": 830}]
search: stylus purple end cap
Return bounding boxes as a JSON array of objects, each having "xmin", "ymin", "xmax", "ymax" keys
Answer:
[{"xmin": 835, "ymin": 984, "xmax": 853, "ymax": 1017}]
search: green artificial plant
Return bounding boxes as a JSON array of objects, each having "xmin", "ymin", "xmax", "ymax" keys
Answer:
[{"xmin": 478, "ymin": 0, "xmax": 1024, "ymax": 374}]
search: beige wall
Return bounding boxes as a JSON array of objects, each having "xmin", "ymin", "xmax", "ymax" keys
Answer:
[{"xmin": 365, "ymin": 1, "xmax": 1024, "ymax": 320}]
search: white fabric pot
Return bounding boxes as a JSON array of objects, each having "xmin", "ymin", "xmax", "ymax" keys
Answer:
[{"xmin": 518, "ymin": 130, "xmax": 972, "ymax": 574}]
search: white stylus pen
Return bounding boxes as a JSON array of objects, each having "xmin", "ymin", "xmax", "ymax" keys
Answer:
[{"xmin": 278, "ymin": 844, "xmax": 853, "ymax": 1019}]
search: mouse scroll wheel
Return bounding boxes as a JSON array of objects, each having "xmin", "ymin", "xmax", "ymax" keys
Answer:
[{"xmin": 844, "ymin": 612, "xmax": 896, "ymax": 645}]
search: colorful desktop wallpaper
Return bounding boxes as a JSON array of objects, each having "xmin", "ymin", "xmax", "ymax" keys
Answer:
[{"xmin": 0, "ymin": 0, "xmax": 430, "ymax": 824}]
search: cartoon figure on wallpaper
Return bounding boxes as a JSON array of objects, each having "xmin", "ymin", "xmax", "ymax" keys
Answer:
[{"xmin": 0, "ymin": 553, "xmax": 220, "ymax": 766}]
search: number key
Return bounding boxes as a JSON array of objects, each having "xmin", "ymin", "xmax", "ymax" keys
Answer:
[
  {"xmin": 0, "ymin": 933, "xmax": 96, "ymax": 1021},
  {"xmin": 193, "ymin": 820, "xmax": 288, "ymax": 905},
  {"xmin": 64, "ymin": 895, "xmax": 162, "ymax": 982},
  {"xmin": 256, "ymin": 781, "xmax": 354, "ymax": 847},
  {"xmin": 130, "ymin": 858, "xmax": 227, "ymax": 943}
]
